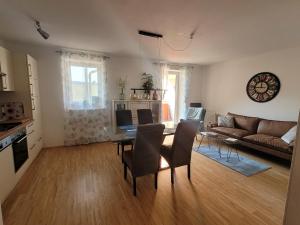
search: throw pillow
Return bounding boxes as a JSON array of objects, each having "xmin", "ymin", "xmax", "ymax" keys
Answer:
[
  {"xmin": 281, "ymin": 125, "xmax": 298, "ymax": 144},
  {"xmin": 217, "ymin": 115, "xmax": 234, "ymax": 128}
]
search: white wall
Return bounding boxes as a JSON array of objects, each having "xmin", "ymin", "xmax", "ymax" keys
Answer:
[
  {"xmin": 0, "ymin": 40, "xmax": 203, "ymax": 147},
  {"xmin": 201, "ymin": 47, "xmax": 300, "ymax": 122}
]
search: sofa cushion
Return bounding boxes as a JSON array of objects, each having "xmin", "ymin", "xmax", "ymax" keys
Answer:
[
  {"xmin": 228, "ymin": 113, "xmax": 260, "ymax": 133},
  {"xmin": 243, "ymin": 134, "xmax": 291, "ymax": 153},
  {"xmin": 211, "ymin": 127, "xmax": 253, "ymax": 139},
  {"xmin": 281, "ymin": 125, "xmax": 297, "ymax": 144},
  {"xmin": 257, "ymin": 119, "xmax": 297, "ymax": 138},
  {"xmin": 217, "ymin": 115, "xmax": 234, "ymax": 128}
]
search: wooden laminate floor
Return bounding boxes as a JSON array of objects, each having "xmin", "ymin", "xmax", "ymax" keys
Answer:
[{"xmin": 2, "ymin": 138, "xmax": 290, "ymax": 225}]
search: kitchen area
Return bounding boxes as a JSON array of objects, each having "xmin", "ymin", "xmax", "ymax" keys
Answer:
[{"xmin": 0, "ymin": 46, "xmax": 43, "ymax": 224}]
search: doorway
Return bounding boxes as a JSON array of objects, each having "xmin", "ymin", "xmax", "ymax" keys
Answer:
[{"xmin": 161, "ymin": 69, "xmax": 180, "ymax": 127}]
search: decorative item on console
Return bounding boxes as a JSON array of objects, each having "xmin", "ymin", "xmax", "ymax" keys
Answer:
[
  {"xmin": 118, "ymin": 77, "xmax": 126, "ymax": 100},
  {"xmin": 0, "ymin": 102, "xmax": 25, "ymax": 121}
]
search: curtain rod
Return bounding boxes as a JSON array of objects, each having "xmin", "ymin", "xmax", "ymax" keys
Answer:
[
  {"xmin": 152, "ymin": 62, "xmax": 194, "ymax": 69},
  {"xmin": 55, "ymin": 49, "xmax": 110, "ymax": 59}
]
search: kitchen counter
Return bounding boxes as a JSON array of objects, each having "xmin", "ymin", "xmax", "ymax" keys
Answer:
[{"xmin": 0, "ymin": 118, "xmax": 32, "ymax": 141}]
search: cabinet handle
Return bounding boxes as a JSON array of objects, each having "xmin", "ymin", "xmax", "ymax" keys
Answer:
[
  {"xmin": 31, "ymin": 98, "xmax": 36, "ymax": 110},
  {"xmin": 28, "ymin": 64, "xmax": 32, "ymax": 77},
  {"xmin": 16, "ymin": 135, "xmax": 27, "ymax": 144},
  {"xmin": 30, "ymin": 84, "xmax": 34, "ymax": 96}
]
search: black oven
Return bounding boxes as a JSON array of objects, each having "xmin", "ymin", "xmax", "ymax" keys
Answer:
[{"xmin": 11, "ymin": 128, "xmax": 28, "ymax": 172}]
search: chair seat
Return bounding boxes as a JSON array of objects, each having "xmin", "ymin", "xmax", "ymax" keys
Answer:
[
  {"xmin": 119, "ymin": 140, "xmax": 133, "ymax": 145},
  {"xmin": 123, "ymin": 150, "xmax": 133, "ymax": 169},
  {"xmin": 160, "ymin": 145, "xmax": 172, "ymax": 165}
]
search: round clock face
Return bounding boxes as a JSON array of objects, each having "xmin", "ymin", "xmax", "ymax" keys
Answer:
[{"xmin": 246, "ymin": 72, "xmax": 280, "ymax": 103}]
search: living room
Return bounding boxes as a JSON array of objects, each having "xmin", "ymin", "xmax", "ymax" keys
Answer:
[{"xmin": 0, "ymin": 0, "xmax": 299, "ymax": 225}]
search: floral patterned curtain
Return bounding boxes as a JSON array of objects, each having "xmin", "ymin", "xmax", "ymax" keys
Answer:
[{"xmin": 61, "ymin": 50, "xmax": 110, "ymax": 146}]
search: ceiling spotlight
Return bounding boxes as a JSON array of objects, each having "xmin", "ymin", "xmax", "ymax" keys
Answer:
[{"xmin": 35, "ymin": 21, "xmax": 50, "ymax": 40}]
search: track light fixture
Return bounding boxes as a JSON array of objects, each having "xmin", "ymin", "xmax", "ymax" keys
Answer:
[
  {"xmin": 35, "ymin": 21, "xmax": 50, "ymax": 40},
  {"xmin": 138, "ymin": 29, "xmax": 196, "ymax": 52}
]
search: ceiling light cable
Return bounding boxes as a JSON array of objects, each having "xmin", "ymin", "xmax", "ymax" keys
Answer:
[{"xmin": 162, "ymin": 37, "xmax": 193, "ymax": 52}]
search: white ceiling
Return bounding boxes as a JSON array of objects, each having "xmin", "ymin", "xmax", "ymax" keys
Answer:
[{"xmin": 1, "ymin": 0, "xmax": 300, "ymax": 64}]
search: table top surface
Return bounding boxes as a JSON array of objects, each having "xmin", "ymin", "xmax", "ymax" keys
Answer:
[
  {"xmin": 201, "ymin": 131, "xmax": 239, "ymax": 143},
  {"xmin": 108, "ymin": 124, "xmax": 176, "ymax": 142}
]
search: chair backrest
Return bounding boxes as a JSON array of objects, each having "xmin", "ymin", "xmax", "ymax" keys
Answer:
[
  {"xmin": 170, "ymin": 120, "xmax": 197, "ymax": 167},
  {"xmin": 116, "ymin": 110, "xmax": 133, "ymax": 126},
  {"xmin": 137, "ymin": 109, "xmax": 153, "ymax": 124},
  {"xmin": 190, "ymin": 102, "xmax": 202, "ymax": 108},
  {"xmin": 132, "ymin": 124, "xmax": 165, "ymax": 177},
  {"xmin": 186, "ymin": 107, "xmax": 206, "ymax": 122}
]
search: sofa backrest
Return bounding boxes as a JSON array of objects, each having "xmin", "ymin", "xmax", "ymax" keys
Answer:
[
  {"xmin": 228, "ymin": 113, "xmax": 260, "ymax": 133},
  {"xmin": 257, "ymin": 119, "xmax": 297, "ymax": 138}
]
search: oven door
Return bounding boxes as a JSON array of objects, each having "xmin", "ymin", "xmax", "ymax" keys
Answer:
[{"xmin": 12, "ymin": 134, "xmax": 28, "ymax": 172}]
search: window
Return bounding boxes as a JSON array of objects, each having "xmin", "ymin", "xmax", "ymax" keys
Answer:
[
  {"xmin": 61, "ymin": 52, "xmax": 106, "ymax": 110},
  {"xmin": 61, "ymin": 51, "xmax": 109, "ymax": 146},
  {"xmin": 70, "ymin": 65, "xmax": 102, "ymax": 109}
]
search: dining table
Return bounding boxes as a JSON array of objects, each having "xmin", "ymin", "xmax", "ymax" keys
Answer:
[{"xmin": 108, "ymin": 124, "xmax": 177, "ymax": 169}]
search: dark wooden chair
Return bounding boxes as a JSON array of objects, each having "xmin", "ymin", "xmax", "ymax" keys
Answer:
[
  {"xmin": 160, "ymin": 120, "xmax": 197, "ymax": 184},
  {"xmin": 116, "ymin": 110, "xmax": 134, "ymax": 162},
  {"xmin": 123, "ymin": 124, "xmax": 165, "ymax": 196},
  {"xmin": 137, "ymin": 109, "xmax": 153, "ymax": 124}
]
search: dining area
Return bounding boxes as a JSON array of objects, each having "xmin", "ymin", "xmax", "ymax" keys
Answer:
[{"xmin": 109, "ymin": 109, "xmax": 198, "ymax": 196}]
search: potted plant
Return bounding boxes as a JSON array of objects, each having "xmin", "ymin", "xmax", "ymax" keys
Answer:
[{"xmin": 141, "ymin": 73, "xmax": 154, "ymax": 94}]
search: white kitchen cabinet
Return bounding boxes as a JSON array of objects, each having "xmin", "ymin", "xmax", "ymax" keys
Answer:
[
  {"xmin": 0, "ymin": 145, "xmax": 16, "ymax": 203},
  {"xmin": 0, "ymin": 46, "xmax": 14, "ymax": 91},
  {"xmin": 26, "ymin": 55, "xmax": 43, "ymax": 159},
  {"xmin": 26, "ymin": 55, "xmax": 43, "ymax": 157}
]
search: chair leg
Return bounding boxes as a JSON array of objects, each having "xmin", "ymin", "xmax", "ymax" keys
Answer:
[
  {"xmin": 187, "ymin": 164, "xmax": 191, "ymax": 180},
  {"xmin": 121, "ymin": 144, "xmax": 125, "ymax": 163},
  {"xmin": 171, "ymin": 168, "xmax": 175, "ymax": 184},
  {"xmin": 133, "ymin": 177, "xmax": 137, "ymax": 196},
  {"xmin": 124, "ymin": 163, "xmax": 127, "ymax": 180},
  {"xmin": 154, "ymin": 173, "xmax": 158, "ymax": 189}
]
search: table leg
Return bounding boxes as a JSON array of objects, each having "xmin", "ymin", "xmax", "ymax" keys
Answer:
[
  {"xmin": 197, "ymin": 135, "xmax": 204, "ymax": 150},
  {"xmin": 235, "ymin": 148, "xmax": 240, "ymax": 161},
  {"xmin": 217, "ymin": 139, "xmax": 222, "ymax": 158},
  {"xmin": 226, "ymin": 146, "xmax": 232, "ymax": 162}
]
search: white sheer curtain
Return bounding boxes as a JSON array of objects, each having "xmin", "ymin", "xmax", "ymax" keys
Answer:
[
  {"xmin": 178, "ymin": 66, "xmax": 192, "ymax": 120},
  {"xmin": 61, "ymin": 51, "xmax": 110, "ymax": 146},
  {"xmin": 155, "ymin": 63, "xmax": 192, "ymax": 123}
]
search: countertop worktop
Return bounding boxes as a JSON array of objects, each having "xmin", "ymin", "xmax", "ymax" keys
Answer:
[{"xmin": 0, "ymin": 118, "xmax": 32, "ymax": 140}]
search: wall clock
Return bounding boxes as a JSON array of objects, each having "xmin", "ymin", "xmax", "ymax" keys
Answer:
[{"xmin": 246, "ymin": 72, "xmax": 280, "ymax": 103}]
